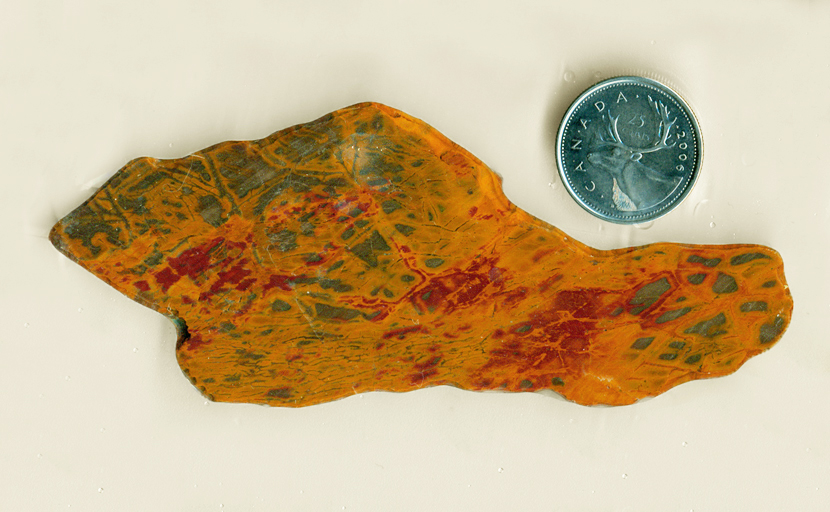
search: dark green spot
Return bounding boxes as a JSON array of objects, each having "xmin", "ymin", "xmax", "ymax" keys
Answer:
[
  {"xmin": 685, "ymin": 312, "xmax": 727, "ymax": 338},
  {"xmin": 668, "ymin": 341, "xmax": 686, "ymax": 349},
  {"xmin": 401, "ymin": 275, "xmax": 415, "ymax": 282},
  {"xmin": 424, "ymin": 258, "xmax": 445, "ymax": 268},
  {"xmin": 118, "ymin": 195, "xmax": 149, "ymax": 214},
  {"xmin": 761, "ymin": 280, "xmax": 776, "ymax": 288},
  {"xmin": 269, "ymin": 229, "xmax": 298, "ymax": 252},
  {"xmin": 712, "ymin": 273, "xmax": 738, "ymax": 294},
  {"xmin": 383, "ymin": 289, "xmax": 394, "ymax": 298},
  {"xmin": 363, "ymin": 311, "xmax": 382, "ymax": 320},
  {"xmin": 266, "ymin": 387, "xmax": 292, "ymax": 399},
  {"xmin": 290, "ymin": 276, "xmax": 318, "ymax": 287},
  {"xmin": 305, "ymin": 253, "xmax": 323, "ymax": 263},
  {"xmin": 381, "ymin": 200, "xmax": 401, "ymax": 214},
  {"xmin": 659, "ymin": 353, "xmax": 677, "ymax": 361},
  {"xmin": 516, "ymin": 324, "xmax": 532, "ymax": 333},
  {"xmin": 127, "ymin": 171, "xmax": 167, "ymax": 192},
  {"xmin": 629, "ymin": 277, "xmax": 671, "ymax": 311},
  {"xmin": 354, "ymin": 219, "xmax": 369, "ymax": 228},
  {"xmin": 519, "ymin": 379, "xmax": 533, "ymax": 389},
  {"xmin": 349, "ymin": 208, "xmax": 363, "ymax": 217},
  {"xmin": 318, "ymin": 278, "xmax": 353, "ymax": 293},
  {"xmin": 271, "ymin": 299, "xmax": 291, "ymax": 312},
  {"xmin": 740, "ymin": 301, "xmax": 768, "ymax": 312},
  {"xmin": 236, "ymin": 349, "xmax": 264, "ymax": 360},
  {"xmin": 218, "ymin": 321, "xmax": 236, "ymax": 333},
  {"xmin": 759, "ymin": 316, "xmax": 785, "ymax": 344},
  {"xmin": 198, "ymin": 195, "xmax": 225, "ymax": 227},
  {"xmin": 254, "ymin": 184, "xmax": 288, "ymax": 216},
  {"xmin": 341, "ymin": 227, "xmax": 355, "ymax": 240},
  {"xmin": 611, "ymin": 307, "xmax": 624, "ymax": 317},
  {"xmin": 300, "ymin": 222, "xmax": 316, "ymax": 236},
  {"xmin": 348, "ymin": 230, "xmax": 391, "ymax": 267},
  {"xmin": 143, "ymin": 250, "xmax": 164, "ymax": 267},
  {"xmin": 394, "ymin": 224, "xmax": 415, "ymax": 236},
  {"xmin": 314, "ymin": 303, "xmax": 361, "ymax": 321},
  {"xmin": 328, "ymin": 260, "xmax": 345, "ymax": 272},
  {"xmin": 551, "ymin": 377, "xmax": 565, "ymax": 386},
  {"xmin": 687, "ymin": 273, "xmax": 706, "ymax": 285},
  {"xmin": 731, "ymin": 253, "xmax": 771, "ymax": 265},
  {"xmin": 687, "ymin": 255, "xmax": 721, "ymax": 267},
  {"xmin": 684, "ymin": 354, "xmax": 702, "ymax": 364},
  {"xmin": 371, "ymin": 114, "xmax": 384, "ymax": 131},
  {"xmin": 326, "ymin": 177, "xmax": 348, "ymax": 187},
  {"xmin": 631, "ymin": 337, "xmax": 655, "ymax": 350},
  {"xmin": 655, "ymin": 307, "xmax": 692, "ymax": 324}
]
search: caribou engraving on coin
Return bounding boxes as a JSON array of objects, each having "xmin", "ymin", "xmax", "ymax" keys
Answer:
[{"xmin": 556, "ymin": 77, "xmax": 702, "ymax": 223}]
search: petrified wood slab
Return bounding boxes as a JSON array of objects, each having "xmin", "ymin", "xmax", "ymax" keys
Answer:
[{"xmin": 50, "ymin": 102, "xmax": 792, "ymax": 406}]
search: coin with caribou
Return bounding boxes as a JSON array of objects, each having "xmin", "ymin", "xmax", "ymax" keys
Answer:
[{"xmin": 557, "ymin": 77, "xmax": 702, "ymax": 224}]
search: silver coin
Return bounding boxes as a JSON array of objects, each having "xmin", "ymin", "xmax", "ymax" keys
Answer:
[{"xmin": 556, "ymin": 76, "xmax": 702, "ymax": 224}]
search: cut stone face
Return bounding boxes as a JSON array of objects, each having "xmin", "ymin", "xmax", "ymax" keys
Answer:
[{"xmin": 50, "ymin": 102, "xmax": 793, "ymax": 407}]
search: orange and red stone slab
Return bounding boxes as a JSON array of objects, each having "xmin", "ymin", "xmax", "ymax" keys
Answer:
[{"xmin": 50, "ymin": 102, "xmax": 792, "ymax": 407}]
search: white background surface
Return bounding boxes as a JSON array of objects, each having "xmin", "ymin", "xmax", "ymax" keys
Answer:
[{"xmin": 2, "ymin": 1, "xmax": 829, "ymax": 510}]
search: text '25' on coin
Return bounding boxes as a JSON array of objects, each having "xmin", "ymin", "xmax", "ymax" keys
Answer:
[{"xmin": 556, "ymin": 76, "xmax": 702, "ymax": 224}]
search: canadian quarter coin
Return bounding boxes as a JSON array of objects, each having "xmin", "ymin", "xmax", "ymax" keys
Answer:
[{"xmin": 556, "ymin": 76, "xmax": 702, "ymax": 224}]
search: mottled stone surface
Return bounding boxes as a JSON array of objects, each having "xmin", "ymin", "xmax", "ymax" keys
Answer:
[{"xmin": 50, "ymin": 102, "xmax": 793, "ymax": 406}]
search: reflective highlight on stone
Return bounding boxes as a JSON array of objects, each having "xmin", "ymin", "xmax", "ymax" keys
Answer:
[{"xmin": 50, "ymin": 102, "xmax": 792, "ymax": 407}]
